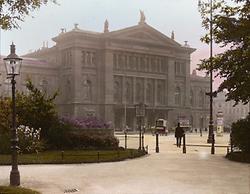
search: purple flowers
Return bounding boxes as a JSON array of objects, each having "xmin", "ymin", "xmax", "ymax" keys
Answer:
[{"xmin": 60, "ymin": 116, "xmax": 111, "ymax": 129}]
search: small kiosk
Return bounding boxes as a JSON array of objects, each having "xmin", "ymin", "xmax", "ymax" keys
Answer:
[{"xmin": 216, "ymin": 110, "xmax": 224, "ymax": 137}]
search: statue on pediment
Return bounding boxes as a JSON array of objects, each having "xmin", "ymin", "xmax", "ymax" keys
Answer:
[
  {"xmin": 104, "ymin": 19, "xmax": 109, "ymax": 33},
  {"xmin": 171, "ymin": 31, "xmax": 175, "ymax": 40},
  {"xmin": 139, "ymin": 10, "xmax": 146, "ymax": 25}
]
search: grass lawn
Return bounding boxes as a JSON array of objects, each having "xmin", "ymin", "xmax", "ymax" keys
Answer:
[
  {"xmin": 0, "ymin": 149, "xmax": 146, "ymax": 165},
  {"xmin": 0, "ymin": 186, "xmax": 40, "ymax": 194}
]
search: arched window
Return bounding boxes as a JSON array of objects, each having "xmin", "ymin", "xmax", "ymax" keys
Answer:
[
  {"xmin": 175, "ymin": 87, "xmax": 181, "ymax": 105},
  {"xmin": 198, "ymin": 90, "xmax": 204, "ymax": 107}
]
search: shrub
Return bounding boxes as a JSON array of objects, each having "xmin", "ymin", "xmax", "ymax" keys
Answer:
[
  {"xmin": 46, "ymin": 119, "xmax": 74, "ymax": 150},
  {"xmin": 65, "ymin": 133, "xmax": 119, "ymax": 150},
  {"xmin": 60, "ymin": 116, "xmax": 111, "ymax": 129},
  {"xmin": 0, "ymin": 134, "xmax": 11, "ymax": 154},
  {"xmin": 226, "ymin": 151, "xmax": 250, "ymax": 163},
  {"xmin": 231, "ymin": 114, "xmax": 250, "ymax": 154},
  {"xmin": 17, "ymin": 125, "xmax": 44, "ymax": 154},
  {"xmin": 43, "ymin": 117, "xmax": 118, "ymax": 150}
]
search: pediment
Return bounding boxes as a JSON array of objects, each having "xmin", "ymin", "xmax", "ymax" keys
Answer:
[
  {"xmin": 127, "ymin": 32, "xmax": 159, "ymax": 42},
  {"xmin": 107, "ymin": 24, "xmax": 181, "ymax": 47}
]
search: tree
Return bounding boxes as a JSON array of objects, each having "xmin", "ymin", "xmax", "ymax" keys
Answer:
[
  {"xmin": 0, "ymin": 0, "xmax": 56, "ymax": 30},
  {"xmin": 16, "ymin": 79, "xmax": 58, "ymax": 139},
  {"xmin": 198, "ymin": 0, "xmax": 250, "ymax": 104},
  {"xmin": 0, "ymin": 97, "xmax": 12, "ymax": 134}
]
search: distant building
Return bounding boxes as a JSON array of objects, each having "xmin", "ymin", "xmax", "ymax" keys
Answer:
[
  {"xmin": 213, "ymin": 91, "xmax": 249, "ymax": 128},
  {"xmin": 0, "ymin": 14, "xmax": 210, "ymax": 129}
]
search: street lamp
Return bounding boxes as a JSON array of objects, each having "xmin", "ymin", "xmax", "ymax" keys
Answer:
[
  {"xmin": 198, "ymin": 0, "xmax": 215, "ymax": 152},
  {"xmin": 135, "ymin": 102, "xmax": 146, "ymax": 150},
  {"xmin": 3, "ymin": 43, "xmax": 22, "ymax": 186}
]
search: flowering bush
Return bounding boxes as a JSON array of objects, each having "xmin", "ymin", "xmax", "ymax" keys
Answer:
[
  {"xmin": 17, "ymin": 125, "xmax": 44, "ymax": 154},
  {"xmin": 60, "ymin": 116, "xmax": 111, "ymax": 129}
]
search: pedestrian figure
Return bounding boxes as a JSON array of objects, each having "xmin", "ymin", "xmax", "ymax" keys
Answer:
[
  {"xmin": 199, "ymin": 128, "xmax": 202, "ymax": 137},
  {"xmin": 175, "ymin": 123, "xmax": 184, "ymax": 148}
]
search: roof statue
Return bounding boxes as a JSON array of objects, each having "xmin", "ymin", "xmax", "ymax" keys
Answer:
[
  {"xmin": 171, "ymin": 30, "xmax": 175, "ymax": 40},
  {"xmin": 192, "ymin": 69, "xmax": 197, "ymax": 76},
  {"xmin": 74, "ymin": 23, "xmax": 79, "ymax": 30},
  {"xmin": 184, "ymin": 41, "xmax": 190, "ymax": 47},
  {"xmin": 104, "ymin": 19, "xmax": 109, "ymax": 33},
  {"xmin": 139, "ymin": 10, "xmax": 146, "ymax": 25}
]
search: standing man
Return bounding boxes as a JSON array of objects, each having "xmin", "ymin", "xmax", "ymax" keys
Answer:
[{"xmin": 175, "ymin": 122, "xmax": 184, "ymax": 147}]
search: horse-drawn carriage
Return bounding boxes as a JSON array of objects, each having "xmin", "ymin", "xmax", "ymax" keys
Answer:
[{"xmin": 152, "ymin": 119, "xmax": 168, "ymax": 136}]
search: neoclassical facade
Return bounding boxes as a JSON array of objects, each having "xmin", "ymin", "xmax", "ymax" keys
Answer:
[
  {"xmin": 213, "ymin": 91, "xmax": 249, "ymax": 128},
  {"xmin": 0, "ymin": 16, "xmax": 210, "ymax": 129}
]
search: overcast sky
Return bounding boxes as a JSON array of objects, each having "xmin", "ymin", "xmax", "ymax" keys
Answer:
[{"xmin": 1, "ymin": 0, "xmax": 222, "ymax": 78}]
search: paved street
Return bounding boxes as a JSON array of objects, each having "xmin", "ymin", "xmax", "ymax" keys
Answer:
[{"xmin": 0, "ymin": 133, "xmax": 249, "ymax": 194}]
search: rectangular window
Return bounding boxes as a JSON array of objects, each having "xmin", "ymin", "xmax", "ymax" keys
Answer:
[{"xmin": 113, "ymin": 54, "xmax": 117, "ymax": 69}]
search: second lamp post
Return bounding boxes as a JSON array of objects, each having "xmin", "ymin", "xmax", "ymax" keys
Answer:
[{"xmin": 135, "ymin": 103, "xmax": 146, "ymax": 150}]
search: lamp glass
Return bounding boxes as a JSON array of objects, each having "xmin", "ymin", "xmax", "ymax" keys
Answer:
[{"xmin": 4, "ymin": 58, "xmax": 22, "ymax": 76}]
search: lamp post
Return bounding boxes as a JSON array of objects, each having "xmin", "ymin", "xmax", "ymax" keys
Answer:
[
  {"xmin": 135, "ymin": 102, "xmax": 146, "ymax": 150},
  {"xmin": 198, "ymin": 0, "xmax": 215, "ymax": 149},
  {"xmin": 3, "ymin": 43, "xmax": 22, "ymax": 186}
]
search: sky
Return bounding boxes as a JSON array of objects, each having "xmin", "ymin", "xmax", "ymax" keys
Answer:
[{"xmin": 0, "ymin": 0, "xmax": 223, "ymax": 85}]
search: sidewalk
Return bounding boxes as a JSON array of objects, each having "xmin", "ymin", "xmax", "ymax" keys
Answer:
[{"xmin": 0, "ymin": 133, "xmax": 249, "ymax": 194}]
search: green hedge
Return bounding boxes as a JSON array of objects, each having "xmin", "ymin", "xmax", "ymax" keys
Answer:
[
  {"xmin": 231, "ymin": 114, "xmax": 250, "ymax": 154},
  {"xmin": 226, "ymin": 151, "xmax": 250, "ymax": 163},
  {"xmin": 46, "ymin": 121, "xmax": 119, "ymax": 150}
]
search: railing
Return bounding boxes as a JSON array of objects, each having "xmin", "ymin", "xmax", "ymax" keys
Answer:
[{"xmin": 60, "ymin": 149, "xmax": 146, "ymax": 163}]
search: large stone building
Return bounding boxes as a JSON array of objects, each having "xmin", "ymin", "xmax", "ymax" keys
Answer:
[
  {"xmin": 213, "ymin": 91, "xmax": 249, "ymax": 129},
  {"xmin": 0, "ymin": 15, "xmax": 210, "ymax": 129}
]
